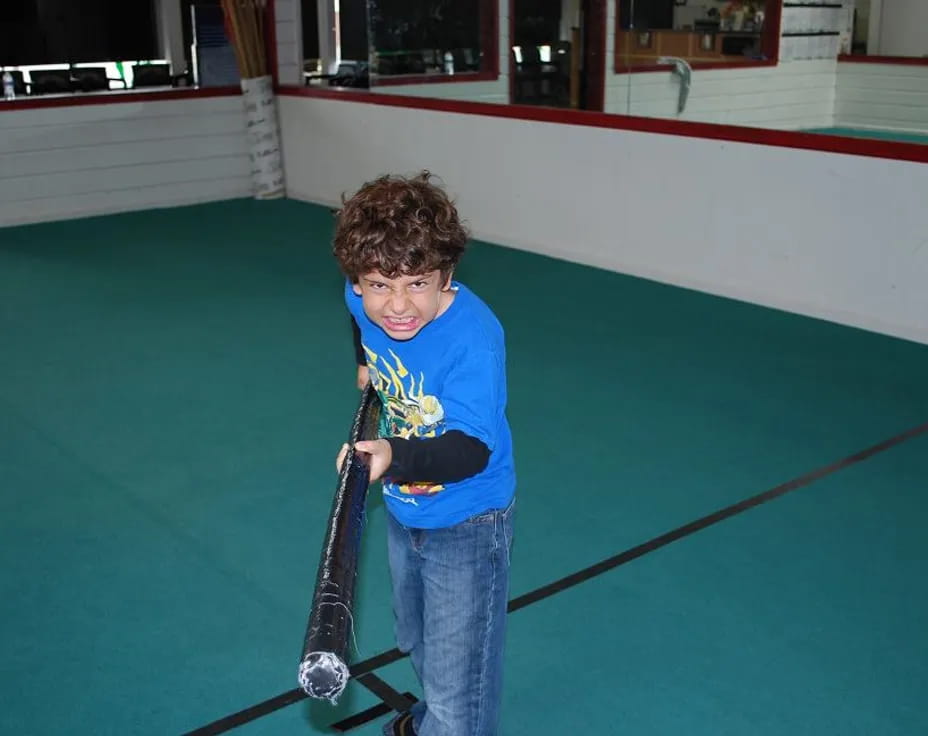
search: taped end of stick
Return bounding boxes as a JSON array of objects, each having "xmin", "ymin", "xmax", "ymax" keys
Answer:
[{"xmin": 298, "ymin": 651, "xmax": 350, "ymax": 704}]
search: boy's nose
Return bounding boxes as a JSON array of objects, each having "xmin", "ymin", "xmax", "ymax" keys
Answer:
[{"xmin": 388, "ymin": 293, "xmax": 409, "ymax": 313}]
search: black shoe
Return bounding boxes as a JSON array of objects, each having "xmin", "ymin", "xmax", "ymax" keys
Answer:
[{"xmin": 387, "ymin": 711, "xmax": 416, "ymax": 736}]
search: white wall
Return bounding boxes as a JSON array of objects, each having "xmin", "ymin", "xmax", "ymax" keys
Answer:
[
  {"xmin": 0, "ymin": 95, "xmax": 252, "ymax": 227},
  {"xmin": 279, "ymin": 93, "xmax": 928, "ymax": 345},
  {"xmin": 870, "ymin": 0, "xmax": 928, "ymax": 57},
  {"xmin": 274, "ymin": 0, "xmax": 304, "ymax": 85},
  {"xmin": 835, "ymin": 61, "xmax": 928, "ymax": 132}
]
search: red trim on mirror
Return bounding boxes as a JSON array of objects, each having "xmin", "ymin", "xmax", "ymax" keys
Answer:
[
  {"xmin": 267, "ymin": 0, "xmax": 279, "ymax": 85},
  {"xmin": 586, "ymin": 0, "xmax": 607, "ymax": 111}
]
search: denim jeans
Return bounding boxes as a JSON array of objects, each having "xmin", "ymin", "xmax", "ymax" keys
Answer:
[{"xmin": 383, "ymin": 500, "xmax": 515, "ymax": 736}]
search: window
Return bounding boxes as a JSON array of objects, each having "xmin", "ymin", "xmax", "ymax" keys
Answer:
[
  {"xmin": 0, "ymin": 0, "xmax": 157, "ymax": 66},
  {"xmin": 368, "ymin": 0, "xmax": 495, "ymax": 78}
]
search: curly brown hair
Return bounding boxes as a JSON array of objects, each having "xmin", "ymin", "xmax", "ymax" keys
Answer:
[{"xmin": 332, "ymin": 172, "xmax": 469, "ymax": 281}]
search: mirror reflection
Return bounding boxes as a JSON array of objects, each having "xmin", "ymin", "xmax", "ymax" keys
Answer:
[
  {"xmin": 618, "ymin": 0, "xmax": 773, "ymax": 69},
  {"xmin": 299, "ymin": 0, "xmax": 928, "ymax": 146}
]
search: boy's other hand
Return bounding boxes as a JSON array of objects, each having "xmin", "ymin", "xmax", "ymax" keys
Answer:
[
  {"xmin": 335, "ymin": 443, "xmax": 350, "ymax": 473},
  {"xmin": 335, "ymin": 439, "xmax": 392, "ymax": 484},
  {"xmin": 357, "ymin": 365, "xmax": 369, "ymax": 390},
  {"xmin": 354, "ymin": 439, "xmax": 392, "ymax": 483}
]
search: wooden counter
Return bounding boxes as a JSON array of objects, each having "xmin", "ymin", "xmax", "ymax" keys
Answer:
[{"xmin": 616, "ymin": 29, "xmax": 762, "ymax": 66}]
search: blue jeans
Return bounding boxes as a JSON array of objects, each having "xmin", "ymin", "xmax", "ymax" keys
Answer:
[{"xmin": 384, "ymin": 500, "xmax": 515, "ymax": 736}]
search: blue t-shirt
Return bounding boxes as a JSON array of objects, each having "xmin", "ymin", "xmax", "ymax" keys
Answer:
[{"xmin": 345, "ymin": 279, "xmax": 515, "ymax": 529}]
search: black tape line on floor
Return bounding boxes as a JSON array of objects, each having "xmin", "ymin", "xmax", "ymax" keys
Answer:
[
  {"xmin": 184, "ymin": 420, "xmax": 928, "ymax": 735},
  {"xmin": 180, "ymin": 652, "xmax": 409, "ymax": 736},
  {"xmin": 355, "ymin": 673, "xmax": 418, "ymax": 713},
  {"xmin": 182, "ymin": 688, "xmax": 308, "ymax": 736},
  {"xmin": 510, "ymin": 420, "xmax": 928, "ymax": 612},
  {"xmin": 331, "ymin": 692, "xmax": 417, "ymax": 732}
]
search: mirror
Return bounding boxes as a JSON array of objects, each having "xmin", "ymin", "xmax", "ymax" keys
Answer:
[
  {"xmin": 299, "ymin": 0, "xmax": 928, "ymax": 147},
  {"xmin": 366, "ymin": 0, "xmax": 506, "ymax": 102}
]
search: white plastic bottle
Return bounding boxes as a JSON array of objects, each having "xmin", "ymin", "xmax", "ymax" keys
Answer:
[{"xmin": 2, "ymin": 70, "xmax": 15, "ymax": 101}]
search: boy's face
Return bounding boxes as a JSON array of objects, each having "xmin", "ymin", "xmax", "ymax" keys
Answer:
[{"xmin": 353, "ymin": 270, "xmax": 453, "ymax": 341}]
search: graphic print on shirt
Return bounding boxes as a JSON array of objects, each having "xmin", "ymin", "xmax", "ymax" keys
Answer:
[{"xmin": 365, "ymin": 345, "xmax": 446, "ymax": 498}]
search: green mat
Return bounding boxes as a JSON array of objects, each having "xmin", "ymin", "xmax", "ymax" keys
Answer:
[{"xmin": 2, "ymin": 199, "xmax": 927, "ymax": 735}]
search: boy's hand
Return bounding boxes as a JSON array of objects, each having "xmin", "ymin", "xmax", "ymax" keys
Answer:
[
  {"xmin": 356, "ymin": 365, "xmax": 369, "ymax": 390},
  {"xmin": 355, "ymin": 439, "xmax": 392, "ymax": 483},
  {"xmin": 335, "ymin": 439, "xmax": 392, "ymax": 483}
]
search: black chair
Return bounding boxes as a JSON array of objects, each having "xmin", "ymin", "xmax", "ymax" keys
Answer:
[
  {"xmin": 375, "ymin": 55, "xmax": 397, "ymax": 75},
  {"xmin": 72, "ymin": 66, "xmax": 126, "ymax": 92},
  {"xmin": 406, "ymin": 52, "xmax": 426, "ymax": 74},
  {"xmin": 458, "ymin": 48, "xmax": 480, "ymax": 71},
  {"xmin": 513, "ymin": 45, "xmax": 542, "ymax": 103},
  {"xmin": 551, "ymin": 41, "xmax": 572, "ymax": 105},
  {"xmin": 29, "ymin": 69, "xmax": 72, "ymax": 95},
  {"xmin": 131, "ymin": 63, "xmax": 172, "ymax": 88},
  {"xmin": 421, "ymin": 49, "xmax": 439, "ymax": 72},
  {"xmin": 329, "ymin": 61, "xmax": 369, "ymax": 88}
]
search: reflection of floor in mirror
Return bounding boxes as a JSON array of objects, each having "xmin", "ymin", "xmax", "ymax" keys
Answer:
[{"xmin": 804, "ymin": 127, "xmax": 928, "ymax": 145}]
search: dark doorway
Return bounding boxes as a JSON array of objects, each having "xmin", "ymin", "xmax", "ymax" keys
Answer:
[{"xmin": 510, "ymin": 0, "xmax": 605, "ymax": 111}]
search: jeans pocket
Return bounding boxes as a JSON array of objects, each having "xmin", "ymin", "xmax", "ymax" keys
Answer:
[
  {"xmin": 466, "ymin": 497, "xmax": 516, "ymax": 526},
  {"xmin": 465, "ymin": 509, "xmax": 497, "ymax": 525}
]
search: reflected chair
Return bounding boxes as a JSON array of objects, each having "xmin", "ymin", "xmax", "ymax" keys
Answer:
[
  {"xmin": 452, "ymin": 48, "xmax": 479, "ymax": 72},
  {"xmin": 421, "ymin": 49, "xmax": 439, "ymax": 72},
  {"xmin": 329, "ymin": 61, "xmax": 369, "ymax": 88},
  {"xmin": 513, "ymin": 45, "xmax": 543, "ymax": 103},
  {"xmin": 131, "ymin": 63, "xmax": 172, "ymax": 88},
  {"xmin": 551, "ymin": 40, "xmax": 572, "ymax": 106},
  {"xmin": 72, "ymin": 67, "xmax": 127, "ymax": 92},
  {"xmin": 28, "ymin": 69, "xmax": 73, "ymax": 95}
]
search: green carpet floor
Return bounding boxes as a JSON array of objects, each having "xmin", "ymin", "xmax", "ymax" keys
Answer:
[{"xmin": 2, "ymin": 199, "xmax": 926, "ymax": 735}]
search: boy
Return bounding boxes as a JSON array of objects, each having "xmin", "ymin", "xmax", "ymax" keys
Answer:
[{"xmin": 333, "ymin": 172, "xmax": 516, "ymax": 736}]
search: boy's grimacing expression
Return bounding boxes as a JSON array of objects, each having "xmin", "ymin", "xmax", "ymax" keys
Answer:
[{"xmin": 353, "ymin": 270, "xmax": 455, "ymax": 340}]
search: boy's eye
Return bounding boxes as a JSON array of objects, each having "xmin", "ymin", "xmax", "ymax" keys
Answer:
[{"xmin": 411, "ymin": 281, "xmax": 427, "ymax": 289}]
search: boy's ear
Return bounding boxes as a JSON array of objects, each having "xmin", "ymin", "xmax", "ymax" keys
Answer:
[
  {"xmin": 351, "ymin": 281, "xmax": 363, "ymax": 296},
  {"xmin": 441, "ymin": 272, "xmax": 454, "ymax": 290}
]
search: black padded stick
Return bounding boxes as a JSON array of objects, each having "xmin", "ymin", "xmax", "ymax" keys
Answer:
[{"xmin": 298, "ymin": 384, "xmax": 380, "ymax": 703}]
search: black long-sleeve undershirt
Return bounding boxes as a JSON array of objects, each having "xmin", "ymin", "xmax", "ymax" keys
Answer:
[
  {"xmin": 386, "ymin": 431, "xmax": 491, "ymax": 484},
  {"xmin": 349, "ymin": 315, "xmax": 490, "ymax": 483},
  {"xmin": 351, "ymin": 316, "xmax": 365, "ymax": 365}
]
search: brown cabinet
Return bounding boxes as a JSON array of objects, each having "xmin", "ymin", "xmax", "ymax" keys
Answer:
[{"xmin": 616, "ymin": 30, "xmax": 761, "ymax": 67}]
